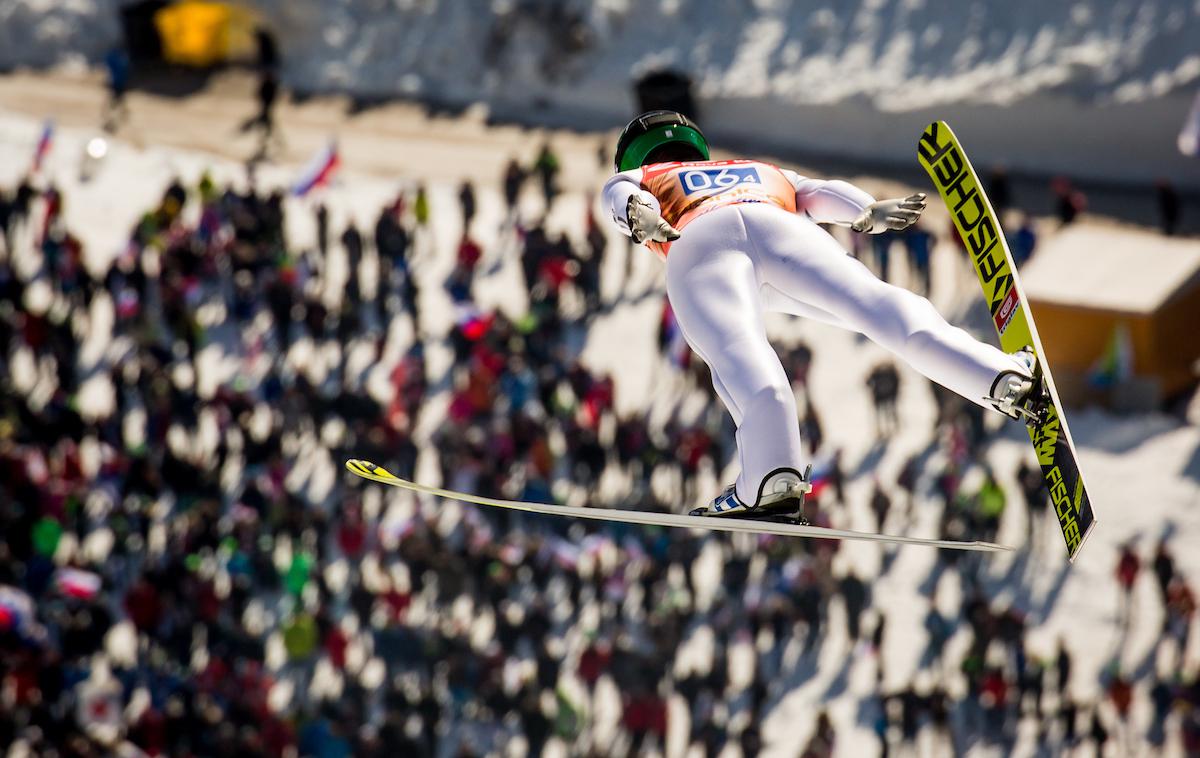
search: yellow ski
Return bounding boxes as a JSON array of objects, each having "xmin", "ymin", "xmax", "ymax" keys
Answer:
[
  {"xmin": 344, "ymin": 459, "xmax": 1011, "ymax": 553},
  {"xmin": 918, "ymin": 121, "xmax": 1097, "ymax": 562}
]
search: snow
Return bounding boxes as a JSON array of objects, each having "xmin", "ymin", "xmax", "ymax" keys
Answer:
[
  {"xmin": 4, "ymin": 104, "xmax": 1200, "ymax": 756},
  {"xmin": 239, "ymin": 0, "xmax": 1200, "ymax": 111},
  {"xmin": 1022, "ymin": 224, "xmax": 1200, "ymax": 314},
  {"xmin": 0, "ymin": 0, "xmax": 121, "ymax": 70},
  {"xmin": 2, "ymin": 1, "xmax": 1200, "ymax": 185}
]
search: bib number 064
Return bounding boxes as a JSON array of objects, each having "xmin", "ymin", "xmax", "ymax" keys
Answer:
[{"xmin": 680, "ymin": 167, "xmax": 761, "ymax": 194}]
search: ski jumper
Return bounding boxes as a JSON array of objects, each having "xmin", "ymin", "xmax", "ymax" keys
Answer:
[{"xmin": 603, "ymin": 159, "xmax": 1025, "ymax": 505}]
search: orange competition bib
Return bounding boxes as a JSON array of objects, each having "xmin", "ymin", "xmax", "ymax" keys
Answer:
[{"xmin": 638, "ymin": 159, "xmax": 797, "ymax": 256}]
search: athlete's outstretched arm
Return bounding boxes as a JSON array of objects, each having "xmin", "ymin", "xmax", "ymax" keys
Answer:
[
  {"xmin": 783, "ymin": 170, "xmax": 875, "ymax": 226},
  {"xmin": 783, "ymin": 169, "xmax": 926, "ymax": 234}
]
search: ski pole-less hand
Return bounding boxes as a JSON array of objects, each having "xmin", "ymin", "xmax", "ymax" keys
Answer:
[
  {"xmin": 626, "ymin": 195, "xmax": 681, "ymax": 244},
  {"xmin": 851, "ymin": 192, "xmax": 927, "ymax": 234}
]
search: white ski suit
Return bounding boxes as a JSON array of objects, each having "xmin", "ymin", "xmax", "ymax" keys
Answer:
[{"xmin": 603, "ymin": 159, "xmax": 1024, "ymax": 506}]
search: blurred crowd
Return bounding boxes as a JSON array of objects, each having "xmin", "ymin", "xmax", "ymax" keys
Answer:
[{"xmin": 0, "ymin": 141, "xmax": 1197, "ymax": 758}]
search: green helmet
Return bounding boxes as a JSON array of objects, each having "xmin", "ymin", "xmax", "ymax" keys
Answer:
[{"xmin": 613, "ymin": 110, "xmax": 709, "ymax": 172}]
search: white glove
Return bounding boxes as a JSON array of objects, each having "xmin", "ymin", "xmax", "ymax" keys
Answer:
[
  {"xmin": 851, "ymin": 192, "xmax": 927, "ymax": 234},
  {"xmin": 626, "ymin": 195, "xmax": 680, "ymax": 244}
]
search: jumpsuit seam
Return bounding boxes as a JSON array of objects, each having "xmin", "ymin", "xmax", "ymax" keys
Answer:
[{"xmin": 737, "ymin": 205, "xmax": 762, "ymax": 288}]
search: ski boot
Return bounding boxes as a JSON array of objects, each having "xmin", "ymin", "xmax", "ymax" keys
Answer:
[
  {"xmin": 988, "ymin": 347, "xmax": 1050, "ymax": 427},
  {"xmin": 689, "ymin": 466, "xmax": 813, "ymax": 525}
]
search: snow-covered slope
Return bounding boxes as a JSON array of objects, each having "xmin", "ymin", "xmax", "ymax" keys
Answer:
[
  {"xmin": 245, "ymin": 0, "xmax": 1200, "ymax": 109},
  {"xmin": 3, "ymin": 1, "xmax": 1200, "ymax": 186},
  {"xmin": 3, "ymin": 107, "xmax": 1198, "ymax": 757},
  {"xmin": 0, "ymin": 0, "xmax": 121, "ymax": 70}
]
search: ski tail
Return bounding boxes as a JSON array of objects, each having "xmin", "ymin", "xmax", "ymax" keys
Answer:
[{"xmin": 917, "ymin": 121, "xmax": 1097, "ymax": 562}]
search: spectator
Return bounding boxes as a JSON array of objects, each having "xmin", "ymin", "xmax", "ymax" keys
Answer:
[
  {"xmin": 904, "ymin": 223, "xmax": 933, "ymax": 295},
  {"xmin": 785, "ymin": 340, "xmax": 814, "ymax": 396},
  {"xmin": 1051, "ymin": 177, "xmax": 1086, "ymax": 226},
  {"xmin": 1162, "ymin": 576, "xmax": 1196, "ymax": 663},
  {"xmin": 1088, "ymin": 706, "xmax": 1110, "ymax": 754},
  {"xmin": 802, "ymin": 710, "xmax": 836, "ymax": 757},
  {"xmin": 870, "ymin": 481, "xmax": 891, "ymax": 532},
  {"xmin": 533, "ymin": 141, "xmax": 560, "ymax": 209},
  {"xmin": 840, "ymin": 571, "xmax": 868, "ymax": 642},
  {"xmin": 1153, "ymin": 538, "xmax": 1177, "ymax": 605},
  {"xmin": 872, "ymin": 229, "xmax": 894, "ymax": 282},
  {"xmin": 103, "ymin": 44, "xmax": 131, "ymax": 132},
  {"xmin": 802, "ymin": 403, "xmax": 824, "ymax": 459},
  {"xmin": 987, "ymin": 166, "xmax": 1012, "ymax": 216},
  {"xmin": 866, "ymin": 362, "xmax": 900, "ymax": 438},
  {"xmin": 922, "ymin": 602, "xmax": 953, "ymax": 672},
  {"xmin": 413, "ymin": 183, "xmax": 430, "ymax": 229},
  {"xmin": 456, "ymin": 235, "xmax": 483, "ymax": 273},
  {"xmin": 374, "ymin": 196, "xmax": 410, "ymax": 270},
  {"xmin": 241, "ymin": 71, "xmax": 280, "ymax": 159},
  {"xmin": 980, "ymin": 667, "xmax": 1010, "ymax": 744},
  {"xmin": 1059, "ymin": 697, "xmax": 1080, "ymax": 748},
  {"xmin": 458, "ymin": 179, "xmax": 477, "ymax": 233},
  {"xmin": 1017, "ymin": 460, "xmax": 1047, "ymax": 544},
  {"xmin": 1010, "ymin": 215, "xmax": 1038, "ymax": 267},
  {"xmin": 503, "ymin": 157, "xmax": 525, "ymax": 216},
  {"xmin": 1156, "ymin": 179, "xmax": 1181, "ymax": 235},
  {"xmin": 896, "ymin": 454, "xmax": 920, "ymax": 514},
  {"xmin": 1105, "ymin": 668, "xmax": 1133, "ymax": 730},
  {"xmin": 585, "ymin": 204, "xmax": 609, "ymax": 304},
  {"xmin": 315, "ymin": 202, "xmax": 330, "ymax": 263},
  {"xmin": 1147, "ymin": 673, "xmax": 1173, "ymax": 748},
  {"xmin": 341, "ymin": 220, "xmax": 364, "ymax": 302},
  {"xmin": 975, "ymin": 469, "xmax": 1006, "ymax": 542},
  {"xmin": 1055, "ymin": 638, "xmax": 1072, "ymax": 697},
  {"xmin": 1115, "ymin": 542, "xmax": 1140, "ymax": 628}
]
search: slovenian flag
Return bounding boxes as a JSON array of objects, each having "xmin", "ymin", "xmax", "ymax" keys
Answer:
[
  {"xmin": 807, "ymin": 455, "xmax": 835, "ymax": 499},
  {"xmin": 55, "ymin": 567, "xmax": 102, "ymax": 599},
  {"xmin": 291, "ymin": 140, "xmax": 340, "ymax": 196},
  {"xmin": 0, "ymin": 585, "xmax": 36, "ymax": 634},
  {"xmin": 32, "ymin": 119, "xmax": 54, "ymax": 173},
  {"xmin": 1088, "ymin": 323, "xmax": 1133, "ymax": 388}
]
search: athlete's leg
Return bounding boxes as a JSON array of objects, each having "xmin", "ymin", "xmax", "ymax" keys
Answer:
[
  {"xmin": 707, "ymin": 367, "xmax": 744, "ymax": 426},
  {"xmin": 742, "ymin": 205, "xmax": 1025, "ymax": 406},
  {"xmin": 674, "ymin": 309, "xmax": 743, "ymax": 426},
  {"xmin": 666, "ymin": 208, "xmax": 804, "ymax": 504},
  {"xmin": 760, "ymin": 282, "xmax": 852, "ymax": 330}
]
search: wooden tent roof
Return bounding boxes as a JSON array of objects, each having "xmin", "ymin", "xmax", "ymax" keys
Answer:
[{"xmin": 1021, "ymin": 224, "xmax": 1200, "ymax": 315}]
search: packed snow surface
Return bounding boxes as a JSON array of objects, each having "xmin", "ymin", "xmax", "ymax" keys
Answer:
[
  {"xmin": 2, "ymin": 105, "xmax": 1199, "ymax": 757},
  {"xmin": 3, "ymin": 1, "xmax": 1200, "ymax": 186},
  {"xmin": 8, "ymin": 0, "xmax": 1197, "ymax": 107}
]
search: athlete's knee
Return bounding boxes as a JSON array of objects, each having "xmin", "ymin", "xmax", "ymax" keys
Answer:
[
  {"xmin": 868, "ymin": 285, "xmax": 941, "ymax": 346},
  {"xmin": 745, "ymin": 381, "xmax": 796, "ymax": 414},
  {"xmin": 902, "ymin": 325, "xmax": 946, "ymax": 360}
]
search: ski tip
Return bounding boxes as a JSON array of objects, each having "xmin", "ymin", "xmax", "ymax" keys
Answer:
[
  {"xmin": 345, "ymin": 458, "xmax": 374, "ymax": 476},
  {"xmin": 345, "ymin": 458, "xmax": 399, "ymax": 482}
]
